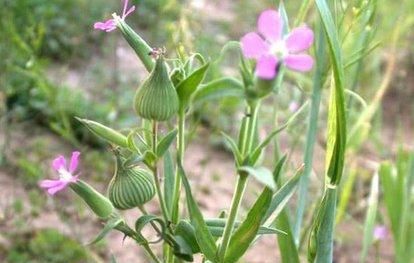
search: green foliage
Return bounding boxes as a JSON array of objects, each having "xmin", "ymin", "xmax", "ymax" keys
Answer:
[
  {"xmin": 379, "ymin": 150, "xmax": 414, "ymax": 263},
  {"xmin": 1, "ymin": 0, "xmax": 111, "ymax": 60},
  {"xmin": 178, "ymin": 163, "xmax": 218, "ymax": 262},
  {"xmin": 6, "ymin": 229, "xmax": 90, "ymax": 263}
]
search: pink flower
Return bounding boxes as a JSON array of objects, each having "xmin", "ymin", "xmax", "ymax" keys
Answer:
[
  {"xmin": 39, "ymin": 151, "xmax": 80, "ymax": 195},
  {"xmin": 289, "ymin": 101, "xmax": 299, "ymax": 112},
  {"xmin": 94, "ymin": 0, "xmax": 135, "ymax": 32},
  {"xmin": 241, "ymin": 9, "xmax": 314, "ymax": 79},
  {"xmin": 373, "ymin": 225, "xmax": 388, "ymax": 241}
]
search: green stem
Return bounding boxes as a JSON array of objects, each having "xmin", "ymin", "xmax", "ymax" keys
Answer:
[
  {"xmin": 294, "ymin": 25, "xmax": 326, "ymax": 245},
  {"xmin": 167, "ymin": 109, "xmax": 186, "ymax": 263},
  {"xmin": 245, "ymin": 101, "xmax": 260, "ymax": 154},
  {"xmin": 152, "ymin": 121, "xmax": 170, "ymax": 224},
  {"xmin": 218, "ymin": 101, "xmax": 260, "ymax": 261},
  {"xmin": 172, "ymin": 109, "xmax": 186, "ymax": 223},
  {"xmin": 218, "ymin": 174, "xmax": 249, "ymax": 261},
  {"xmin": 141, "ymin": 242, "xmax": 162, "ymax": 263},
  {"xmin": 116, "ymin": 223, "xmax": 161, "ymax": 263}
]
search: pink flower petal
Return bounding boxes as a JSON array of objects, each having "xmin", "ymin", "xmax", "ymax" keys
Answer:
[
  {"xmin": 285, "ymin": 26, "xmax": 314, "ymax": 53},
  {"xmin": 256, "ymin": 55, "xmax": 278, "ymax": 79},
  {"xmin": 284, "ymin": 54, "xmax": 314, "ymax": 72},
  {"xmin": 94, "ymin": 20, "xmax": 117, "ymax": 32},
  {"xmin": 69, "ymin": 151, "xmax": 80, "ymax": 173},
  {"xmin": 47, "ymin": 182, "xmax": 69, "ymax": 195},
  {"xmin": 122, "ymin": 0, "xmax": 130, "ymax": 16},
  {"xmin": 258, "ymin": 10, "xmax": 283, "ymax": 42},
  {"xmin": 123, "ymin": 5, "xmax": 136, "ymax": 18},
  {"xmin": 39, "ymin": 179, "xmax": 63, "ymax": 188},
  {"xmin": 52, "ymin": 156, "xmax": 66, "ymax": 171},
  {"xmin": 241, "ymin": 32, "xmax": 269, "ymax": 59}
]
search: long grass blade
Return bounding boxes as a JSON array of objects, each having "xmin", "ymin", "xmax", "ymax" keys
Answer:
[{"xmin": 360, "ymin": 174, "xmax": 379, "ymax": 262}]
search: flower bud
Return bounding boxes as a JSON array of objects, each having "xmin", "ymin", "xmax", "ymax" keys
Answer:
[
  {"xmin": 76, "ymin": 117, "xmax": 128, "ymax": 148},
  {"xmin": 70, "ymin": 180, "xmax": 115, "ymax": 219},
  {"xmin": 114, "ymin": 16, "xmax": 154, "ymax": 72},
  {"xmin": 108, "ymin": 155, "xmax": 155, "ymax": 210},
  {"xmin": 134, "ymin": 56, "xmax": 179, "ymax": 121}
]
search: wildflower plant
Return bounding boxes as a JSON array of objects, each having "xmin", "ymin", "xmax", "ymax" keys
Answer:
[{"xmin": 39, "ymin": 0, "xmax": 352, "ymax": 262}]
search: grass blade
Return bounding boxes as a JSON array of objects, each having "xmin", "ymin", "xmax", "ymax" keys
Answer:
[
  {"xmin": 178, "ymin": 162, "xmax": 218, "ymax": 261},
  {"xmin": 309, "ymin": 1, "xmax": 347, "ymax": 262},
  {"xmin": 224, "ymin": 188, "xmax": 273, "ymax": 263},
  {"xmin": 294, "ymin": 22, "xmax": 328, "ymax": 244},
  {"xmin": 163, "ymin": 150, "xmax": 175, "ymax": 214},
  {"xmin": 360, "ymin": 174, "xmax": 379, "ymax": 262}
]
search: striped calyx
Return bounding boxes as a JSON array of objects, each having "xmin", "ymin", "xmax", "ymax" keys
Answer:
[
  {"xmin": 108, "ymin": 155, "xmax": 155, "ymax": 210},
  {"xmin": 134, "ymin": 56, "xmax": 179, "ymax": 121}
]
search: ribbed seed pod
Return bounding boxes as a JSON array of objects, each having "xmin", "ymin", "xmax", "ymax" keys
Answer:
[
  {"xmin": 108, "ymin": 156, "xmax": 155, "ymax": 210},
  {"xmin": 134, "ymin": 56, "xmax": 179, "ymax": 121}
]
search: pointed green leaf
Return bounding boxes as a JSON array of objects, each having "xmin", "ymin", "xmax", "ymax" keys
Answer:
[
  {"xmin": 208, "ymin": 224, "xmax": 284, "ymax": 236},
  {"xmin": 156, "ymin": 129, "xmax": 177, "ymax": 158},
  {"xmin": 192, "ymin": 77, "xmax": 244, "ymax": 105},
  {"xmin": 178, "ymin": 163, "xmax": 218, "ymax": 261},
  {"xmin": 172, "ymin": 235, "xmax": 195, "ymax": 261},
  {"xmin": 308, "ymin": 188, "xmax": 337, "ymax": 263},
  {"xmin": 264, "ymin": 165, "xmax": 303, "ymax": 223},
  {"xmin": 315, "ymin": 0, "xmax": 347, "ymax": 185},
  {"xmin": 174, "ymin": 220, "xmax": 201, "ymax": 253},
  {"xmin": 248, "ymin": 125, "xmax": 287, "ymax": 165},
  {"xmin": 294, "ymin": 22, "xmax": 327, "ymax": 243},
  {"xmin": 176, "ymin": 62, "xmax": 210, "ymax": 110},
  {"xmin": 164, "ymin": 150, "xmax": 175, "ymax": 214},
  {"xmin": 88, "ymin": 217, "xmax": 123, "ymax": 245},
  {"xmin": 276, "ymin": 210, "xmax": 300, "ymax": 263},
  {"xmin": 238, "ymin": 166, "xmax": 276, "ymax": 191},
  {"xmin": 360, "ymin": 174, "xmax": 379, "ymax": 262},
  {"xmin": 224, "ymin": 188, "xmax": 273, "ymax": 263},
  {"xmin": 221, "ymin": 132, "xmax": 242, "ymax": 166}
]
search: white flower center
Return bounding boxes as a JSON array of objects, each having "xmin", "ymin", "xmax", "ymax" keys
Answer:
[
  {"xmin": 58, "ymin": 168, "xmax": 73, "ymax": 182},
  {"xmin": 270, "ymin": 41, "xmax": 288, "ymax": 58}
]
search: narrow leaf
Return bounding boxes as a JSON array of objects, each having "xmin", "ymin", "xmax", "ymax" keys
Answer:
[
  {"xmin": 221, "ymin": 132, "xmax": 242, "ymax": 166},
  {"xmin": 248, "ymin": 125, "xmax": 287, "ymax": 165},
  {"xmin": 360, "ymin": 174, "xmax": 379, "ymax": 262},
  {"xmin": 224, "ymin": 188, "xmax": 273, "ymax": 263},
  {"xmin": 164, "ymin": 150, "xmax": 175, "ymax": 214},
  {"xmin": 178, "ymin": 163, "xmax": 218, "ymax": 261},
  {"xmin": 308, "ymin": 188, "xmax": 337, "ymax": 263},
  {"xmin": 238, "ymin": 166, "xmax": 276, "ymax": 191},
  {"xmin": 192, "ymin": 77, "xmax": 244, "ymax": 105},
  {"xmin": 157, "ymin": 129, "xmax": 177, "ymax": 158},
  {"xmin": 264, "ymin": 166, "xmax": 303, "ymax": 223},
  {"xmin": 88, "ymin": 218, "xmax": 123, "ymax": 245},
  {"xmin": 275, "ymin": 211, "xmax": 300, "ymax": 263},
  {"xmin": 177, "ymin": 62, "xmax": 210, "ymax": 110}
]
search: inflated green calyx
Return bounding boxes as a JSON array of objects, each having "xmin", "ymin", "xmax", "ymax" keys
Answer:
[
  {"xmin": 134, "ymin": 54, "xmax": 179, "ymax": 121},
  {"xmin": 108, "ymin": 155, "xmax": 155, "ymax": 210}
]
